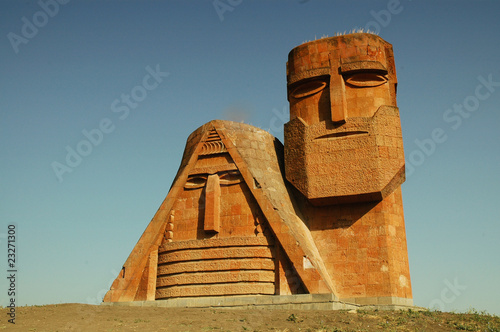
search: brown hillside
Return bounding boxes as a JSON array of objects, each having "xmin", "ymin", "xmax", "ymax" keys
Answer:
[{"xmin": 1, "ymin": 304, "xmax": 499, "ymax": 331}]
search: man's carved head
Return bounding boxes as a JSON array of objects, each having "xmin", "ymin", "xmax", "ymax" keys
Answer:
[{"xmin": 284, "ymin": 33, "xmax": 405, "ymax": 205}]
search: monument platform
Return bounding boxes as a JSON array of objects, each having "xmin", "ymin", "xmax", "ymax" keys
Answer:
[{"xmin": 103, "ymin": 294, "xmax": 418, "ymax": 311}]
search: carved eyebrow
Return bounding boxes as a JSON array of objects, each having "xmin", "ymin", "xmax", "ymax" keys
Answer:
[
  {"xmin": 287, "ymin": 67, "xmax": 330, "ymax": 86},
  {"xmin": 340, "ymin": 61, "xmax": 387, "ymax": 74}
]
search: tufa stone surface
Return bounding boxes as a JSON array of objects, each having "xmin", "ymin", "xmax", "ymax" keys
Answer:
[
  {"xmin": 285, "ymin": 33, "xmax": 404, "ymax": 205},
  {"xmin": 103, "ymin": 33, "xmax": 412, "ymax": 307}
]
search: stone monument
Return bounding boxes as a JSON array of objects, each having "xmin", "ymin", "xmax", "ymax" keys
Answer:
[{"xmin": 104, "ymin": 33, "xmax": 412, "ymax": 307}]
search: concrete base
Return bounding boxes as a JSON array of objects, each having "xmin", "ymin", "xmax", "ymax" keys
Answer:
[{"xmin": 102, "ymin": 294, "xmax": 419, "ymax": 311}]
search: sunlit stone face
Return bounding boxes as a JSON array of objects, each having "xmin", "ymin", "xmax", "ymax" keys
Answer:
[
  {"xmin": 155, "ymin": 127, "xmax": 278, "ymax": 299},
  {"xmin": 284, "ymin": 33, "xmax": 405, "ymax": 205},
  {"xmin": 183, "ymin": 154, "xmax": 244, "ymax": 236}
]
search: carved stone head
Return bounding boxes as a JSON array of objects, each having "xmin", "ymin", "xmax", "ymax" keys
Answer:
[{"xmin": 284, "ymin": 33, "xmax": 405, "ymax": 205}]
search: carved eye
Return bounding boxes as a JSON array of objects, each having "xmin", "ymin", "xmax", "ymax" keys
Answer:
[
  {"xmin": 345, "ymin": 72, "xmax": 388, "ymax": 87},
  {"xmin": 184, "ymin": 174, "xmax": 208, "ymax": 189},
  {"xmin": 290, "ymin": 80, "xmax": 328, "ymax": 99},
  {"xmin": 219, "ymin": 170, "xmax": 243, "ymax": 186}
]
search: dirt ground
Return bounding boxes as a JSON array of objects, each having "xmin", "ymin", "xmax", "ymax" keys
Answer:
[{"xmin": 1, "ymin": 303, "xmax": 499, "ymax": 331}]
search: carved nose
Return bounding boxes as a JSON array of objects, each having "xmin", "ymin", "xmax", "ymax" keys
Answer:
[
  {"xmin": 204, "ymin": 174, "xmax": 220, "ymax": 233},
  {"xmin": 329, "ymin": 74, "xmax": 347, "ymax": 124},
  {"xmin": 329, "ymin": 52, "xmax": 347, "ymax": 124}
]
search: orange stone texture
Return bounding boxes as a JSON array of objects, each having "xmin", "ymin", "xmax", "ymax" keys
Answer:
[{"xmin": 104, "ymin": 33, "xmax": 412, "ymax": 306}]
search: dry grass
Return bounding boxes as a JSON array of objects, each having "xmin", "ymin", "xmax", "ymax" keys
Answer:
[{"xmin": 1, "ymin": 304, "xmax": 499, "ymax": 331}]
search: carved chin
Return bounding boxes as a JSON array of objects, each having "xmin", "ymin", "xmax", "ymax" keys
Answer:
[{"xmin": 284, "ymin": 105, "xmax": 405, "ymax": 205}]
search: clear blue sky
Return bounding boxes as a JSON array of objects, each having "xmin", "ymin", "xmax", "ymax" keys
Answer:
[{"xmin": 1, "ymin": 0, "xmax": 499, "ymax": 314}]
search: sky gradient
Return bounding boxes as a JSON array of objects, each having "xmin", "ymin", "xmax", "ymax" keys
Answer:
[{"xmin": 1, "ymin": 0, "xmax": 499, "ymax": 314}]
